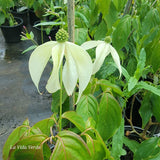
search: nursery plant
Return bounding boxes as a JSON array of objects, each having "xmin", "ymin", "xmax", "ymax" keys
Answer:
[
  {"xmin": 0, "ymin": 0, "xmax": 16, "ymax": 26},
  {"xmin": 2, "ymin": 0, "xmax": 160, "ymax": 159}
]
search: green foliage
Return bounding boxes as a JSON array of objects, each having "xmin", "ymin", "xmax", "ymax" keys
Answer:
[
  {"xmin": 134, "ymin": 137, "xmax": 160, "ymax": 160},
  {"xmin": 111, "ymin": 119, "xmax": 126, "ymax": 159},
  {"xmin": 8, "ymin": 135, "xmax": 49, "ymax": 160},
  {"xmin": 139, "ymin": 93, "xmax": 153, "ymax": 128},
  {"xmin": 62, "ymin": 111, "xmax": 86, "ymax": 132},
  {"xmin": 50, "ymin": 131, "xmax": 92, "ymax": 160},
  {"xmin": 75, "ymin": 28, "xmax": 88, "ymax": 45},
  {"xmin": 95, "ymin": 0, "xmax": 111, "ymax": 15},
  {"xmin": 3, "ymin": 126, "xmax": 29, "ymax": 160},
  {"xmin": 96, "ymin": 93, "xmax": 122, "ymax": 141},
  {"xmin": 76, "ymin": 94, "xmax": 98, "ymax": 122},
  {"xmin": 3, "ymin": 0, "xmax": 160, "ymax": 159},
  {"xmin": 112, "ymin": 15, "xmax": 132, "ymax": 51}
]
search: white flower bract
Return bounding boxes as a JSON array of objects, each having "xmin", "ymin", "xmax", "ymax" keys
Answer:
[
  {"xmin": 81, "ymin": 40, "xmax": 122, "ymax": 77},
  {"xmin": 29, "ymin": 41, "xmax": 93, "ymax": 103}
]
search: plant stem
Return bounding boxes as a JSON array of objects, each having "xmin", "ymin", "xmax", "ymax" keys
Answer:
[
  {"xmin": 59, "ymin": 62, "xmax": 63, "ymax": 131},
  {"xmin": 67, "ymin": 0, "xmax": 75, "ymax": 111},
  {"xmin": 41, "ymin": 23, "xmax": 44, "ymax": 44},
  {"xmin": 67, "ymin": 0, "xmax": 75, "ymax": 43},
  {"xmin": 123, "ymin": 0, "xmax": 132, "ymax": 16}
]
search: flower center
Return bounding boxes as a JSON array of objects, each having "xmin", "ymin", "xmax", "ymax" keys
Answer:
[
  {"xmin": 104, "ymin": 36, "xmax": 112, "ymax": 43},
  {"xmin": 56, "ymin": 28, "xmax": 69, "ymax": 42}
]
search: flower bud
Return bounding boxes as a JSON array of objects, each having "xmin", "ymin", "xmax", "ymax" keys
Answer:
[{"xmin": 56, "ymin": 28, "xmax": 69, "ymax": 42}]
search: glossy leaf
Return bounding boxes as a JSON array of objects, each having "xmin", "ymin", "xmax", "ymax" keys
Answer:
[
  {"xmin": 8, "ymin": 134, "xmax": 49, "ymax": 160},
  {"xmin": 129, "ymin": 81, "xmax": 160, "ymax": 97},
  {"xmin": 97, "ymin": 79, "xmax": 123, "ymax": 96},
  {"xmin": 22, "ymin": 45, "xmax": 37, "ymax": 54},
  {"xmin": 86, "ymin": 134, "xmax": 106, "ymax": 160},
  {"xmin": 31, "ymin": 116, "xmax": 56, "ymax": 136},
  {"xmin": 76, "ymin": 94, "xmax": 98, "ymax": 122},
  {"xmin": 94, "ymin": 20, "xmax": 107, "ymax": 40},
  {"xmin": 50, "ymin": 131, "xmax": 91, "ymax": 160},
  {"xmin": 104, "ymin": 2, "xmax": 118, "ymax": 29},
  {"xmin": 62, "ymin": 111, "xmax": 86, "ymax": 132},
  {"xmin": 134, "ymin": 137, "xmax": 160, "ymax": 160},
  {"xmin": 142, "ymin": 9, "xmax": 160, "ymax": 36},
  {"xmin": 96, "ymin": 93, "xmax": 122, "ymax": 141},
  {"xmin": 145, "ymin": 31, "xmax": 160, "ymax": 72},
  {"xmin": 3, "ymin": 126, "xmax": 29, "ymax": 160},
  {"xmin": 139, "ymin": 92, "xmax": 153, "ymax": 128},
  {"xmin": 111, "ymin": 119, "xmax": 126, "ymax": 159},
  {"xmin": 75, "ymin": 28, "xmax": 88, "ymax": 45},
  {"xmin": 95, "ymin": 0, "xmax": 111, "ymax": 15},
  {"xmin": 112, "ymin": 0, "xmax": 127, "ymax": 12},
  {"xmin": 112, "ymin": 15, "xmax": 131, "ymax": 51},
  {"xmin": 123, "ymin": 136, "xmax": 140, "ymax": 154},
  {"xmin": 134, "ymin": 48, "xmax": 146, "ymax": 80},
  {"xmin": 128, "ymin": 77, "xmax": 138, "ymax": 92}
]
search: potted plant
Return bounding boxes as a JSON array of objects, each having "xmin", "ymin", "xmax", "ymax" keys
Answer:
[
  {"xmin": 32, "ymin": 1, "xmax": 66, "ymax": 44},
  {"xmin": 2, "ymin": 0, "xmax": 160, "ymax": 159},
  {"xmin": 0, "ymin": 0, "xmax": 23, "ymax": 43}
]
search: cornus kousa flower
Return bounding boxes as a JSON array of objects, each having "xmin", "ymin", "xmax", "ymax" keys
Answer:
[
  {"xmin": 29, "ymin": 28, "xmax": 92, "ymax": 102},
  {"xmin": 81, "ymin": 37, "xmax": 122, "ymax": 77}
]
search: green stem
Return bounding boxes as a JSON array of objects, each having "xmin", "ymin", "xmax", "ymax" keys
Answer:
[
  {"xmin": 41, "ymin": 23, "xmax": 44, "ymax": 44},
  {"xmin": 59, "ymin": 62, "xmax": 63, "ymax": 131}
]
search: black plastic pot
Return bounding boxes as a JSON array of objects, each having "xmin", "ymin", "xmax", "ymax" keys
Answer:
[
  {"xmin": 0, "ymin": 17, "xmax": 23, "ymax": 43},
  {"xmin": 29, "ymin": 9, "xmax": 40, "ymax": 26},
  {"xmin": 33, "ymin": 20, "xmax": 59, "ymax": 44},
  {"xmin": 11, "ymin": 7, "xmax": 28, "ymax": 26}
]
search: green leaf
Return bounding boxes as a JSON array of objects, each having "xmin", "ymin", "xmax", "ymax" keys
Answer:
[
  {"xmin": 123, "ymin": 136, "xmax": 140, "ymax": 154},
  {"xmin": 126, "ymin": 56, "xmax": 137, "ymax": 76},
  {"xmin": 104, "ymin": 2, "xmax": 118, "ymax": 30},
  {"xmin": 97, "ymin": 79, "xmax": 123, "ymax": 96},
  {"xmin": 142, "ymin": 9, "xmax": 160, "ymax": 36},
  {"xmin": 96, "ymin": 93, "xmax": 122, "ymax": 141},
  {"xmin": 62, "ymin": 111, "xmax": 86, "ymax": 132},
  {"xmin": 3, "ymin": 126, "xmax": 29, "ymax": 160},
  {"xmin": 0, "ymin": 12, "xmax": 5, "ymax": 25},
  {"xmin": 22, "ymin": 45, "xmax": 37, "ymax": 54},
  {"xmin": 151, "ymin": 93, "xmax": 160, "ymax": 122},
  {"xmin": 112, "ymin": 0, "xmax": 127, "ymax": 12},
  {"xmin": 8, "ymin": 134, "xmax": 49, "ymax": 160},
  {"xmin": 139, "ymin": 92, "xmax": 153, "ymax": 128},
  {"xmin": 134, "ymin": 48, "xmax": 146, "ymax": 80},
  {"xmin": 75, "ymin": 11, "xmax": 89, "ymax": 28},
  {"xmin": 128, "ymin": 77, "xmax": 138, "ymax": 92},
  {"xmin": 75, "ymin": 28, "xmax": 88, "ymax": 45},
  {"xmin": 50, "ymin": 131, "xmax": 91, "ymax": 160},
  {"xmin": 122, "ymin": 65, "xmax": 130, "ymax": 81},
  {"xmin": 22, "ymin": 119, "xmax": 29, "ymax": 126},
  {"xmin": 134, "ymin": 137, "xmax": 160, "ymax": 160},
  {"xmin": 111, "ymin": 119, "xmax": 126, "ymax": 159},
  {"xmin": 95, "ymin": 0, "xmax": 111, "ymax": 15},
  {"xmin": 145, "ymin": 31, "xmax": 160, "ymax": 72},
  {"xmin": 34, "ymin": 21, "xmax": 65, "ymax": 27},
  {"xmin": 112, "ymin": 15, "xmax": 131, "ymax": 51},
  {"xmin": 95, "ymin": 59, "xmax": 117, "ymax": 79},
  {"xmin": 76, "ymin": 94, "xmax": 98, "ymax": 122},
  {"xmin": 131, "ymin": 81, "xmax": 160, "ymax": 97},
  {"xmin": 85, "ymin": 135, "xmax": 106, "ymax": 160},
  {"xmin": 94, "ymin": 20, "xmax": 107, "ymax": 40},
  {"xmin": 31, "ymin": 116, "xmax": 56, "ymax": 136}
]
